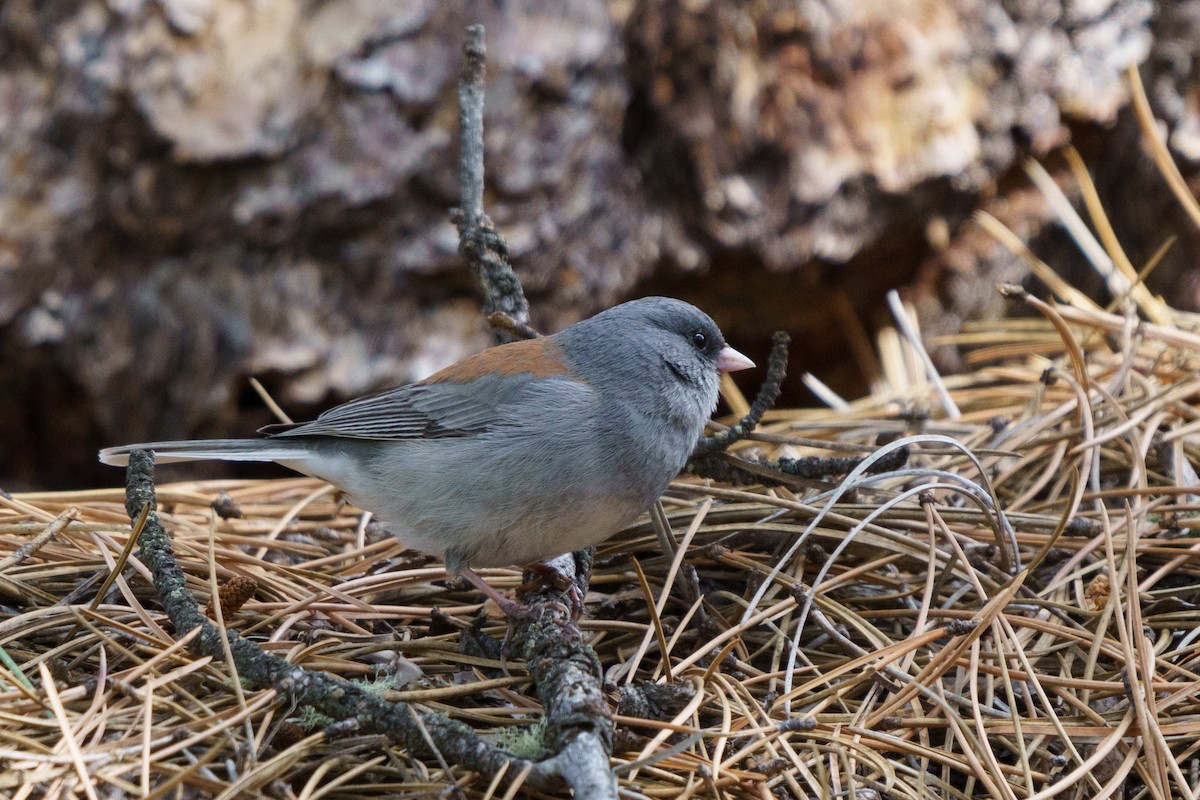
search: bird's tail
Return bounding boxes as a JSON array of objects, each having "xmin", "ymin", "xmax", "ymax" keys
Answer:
[{"xmin": 99, "ymin": 439, "xmax": 313, "ymax": 466}]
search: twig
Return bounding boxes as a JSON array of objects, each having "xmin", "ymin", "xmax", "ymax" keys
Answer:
[
  {"xmin": 0, "ymin": 507, "xmax": 76, "ymax": 572},
  {"xmin": 693, "ymin": 332, "xmax": 790, "ymax": 456},
  {"xmin": 688, "ymin": 447, "xmax": 912, "ymax": 488},
  {"xmin": 454, "ymin": 24, "xmax": 530, "ymax": 342},
  {"xmin": 514, "ymin": 561, "xmax": 617, "ymax": 797},
  {"xmin": 486, "ymin": 311, "xmax": 541, "ymax": 341}
]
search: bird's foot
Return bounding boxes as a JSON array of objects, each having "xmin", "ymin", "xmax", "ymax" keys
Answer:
[
  {"xmin": 520, "ymin": 558, "xmax": 586, "ymax": 619},
  {"xmin": 453, "ymin": 559, "xmax": 585, "ymax": 620}
]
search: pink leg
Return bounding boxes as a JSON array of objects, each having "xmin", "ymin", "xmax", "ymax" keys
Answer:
[{"xmin": 457, "ymin": 568, "xmax": 542, "ymax": 620}]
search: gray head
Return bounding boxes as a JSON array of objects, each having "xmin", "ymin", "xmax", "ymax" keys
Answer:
[{"xmin": 555, "ymin": 297, "xmax": 753, "ymax": 424}]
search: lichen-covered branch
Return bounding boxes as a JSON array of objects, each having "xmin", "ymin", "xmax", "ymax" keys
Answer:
[
  {"xmin": 454, "ymin": 24, "xmax": 530, "ymax": 342},
  {"xmin": 513, "ymin": 552, "xmax": 617, "ymax": 797},
  {"xmin": 688, "ymin": 446, "xmax": 912, "ymax": 487}
]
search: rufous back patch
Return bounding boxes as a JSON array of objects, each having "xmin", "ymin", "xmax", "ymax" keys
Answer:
[{"xmin": 418, "ymin": 338, "xmax": 574, "ymax": 384}]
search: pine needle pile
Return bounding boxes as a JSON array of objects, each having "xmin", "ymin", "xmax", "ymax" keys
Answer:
[{"xmin": 5, "ymin": 273, "xmax": 1200, "ymax": 797}]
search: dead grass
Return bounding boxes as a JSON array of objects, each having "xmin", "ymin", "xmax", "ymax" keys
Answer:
[{"xmin": 6, "ymin": 278, "xmax": 1200, "ymax": 798}]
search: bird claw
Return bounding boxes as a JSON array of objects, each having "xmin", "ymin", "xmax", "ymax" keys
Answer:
[
  {"xmin": 494, "ymin": 595, "xmax": 544, "ymax": 621},
  {"xmin": 520, "ymin": 560, "xmax": 585, "ymax": 619}
]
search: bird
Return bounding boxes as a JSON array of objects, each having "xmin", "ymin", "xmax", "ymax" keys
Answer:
[{"xmin": 100, "ymin": 297, "xmax": 754, "ymax": 616}]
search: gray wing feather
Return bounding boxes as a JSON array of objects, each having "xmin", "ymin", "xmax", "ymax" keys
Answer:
[{"xmin": 264, "ymin": 373, "xmax": 586, "ymax": 441}]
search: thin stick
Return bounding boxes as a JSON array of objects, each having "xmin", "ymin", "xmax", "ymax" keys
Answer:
[{"xmin": 455, "ymin": 24, "xmax": 530, "ymax": 339}]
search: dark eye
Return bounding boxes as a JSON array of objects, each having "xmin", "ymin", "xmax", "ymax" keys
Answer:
[{"xmin": 691, "ymin": 331, "xmax": 707, "ymax": 350}]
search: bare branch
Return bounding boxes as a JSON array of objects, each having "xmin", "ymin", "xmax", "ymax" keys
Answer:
[{"xmin": 454, "ymin": 23, "xmax": 531, "ymax": 341}]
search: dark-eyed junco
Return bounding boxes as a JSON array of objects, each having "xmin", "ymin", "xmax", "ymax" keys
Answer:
[{"xmin": 101, "ymin": 297, "xmax": 753, "ymax": 615}]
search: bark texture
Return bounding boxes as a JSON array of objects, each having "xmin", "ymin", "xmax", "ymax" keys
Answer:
[{"xmin": 3, "ymin": 0, "xmax": 1197, "ymax": 488}]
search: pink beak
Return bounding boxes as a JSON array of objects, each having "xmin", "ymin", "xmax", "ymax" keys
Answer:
[{"xmin": 717, "ymin": 345, "xmax": 755, "ymax": 373}]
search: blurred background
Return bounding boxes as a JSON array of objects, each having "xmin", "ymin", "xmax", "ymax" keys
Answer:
[{"xmin": 3, "ymin": 0, "xmax": 1198, "ymax": 490}]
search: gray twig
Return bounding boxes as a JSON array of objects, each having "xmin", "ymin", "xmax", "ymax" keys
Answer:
[
  {"xmin": 688, "ymin": 446, "xmax": 912, "ymax": 488},
  {"xmin": 513, "ymin": 555, "xmax": 617, "ymax": 798},
  {"xmin": 454, "ymin": 23, "xmax": 530, "ymax": 342}
]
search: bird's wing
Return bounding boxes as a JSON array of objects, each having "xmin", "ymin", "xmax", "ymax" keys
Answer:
[{"xmin": 262, "ymin": 338, "xmax": 588, "ymax": 441}]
